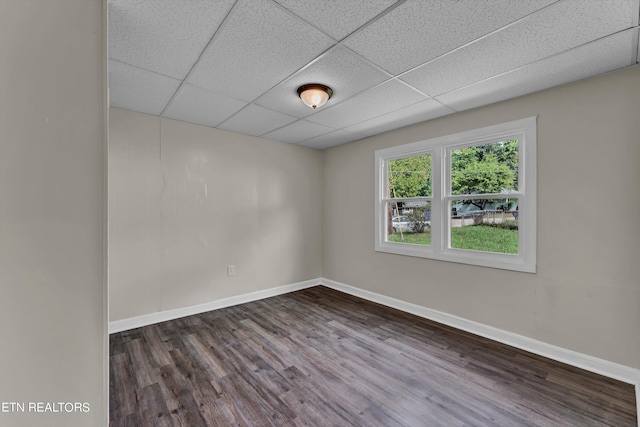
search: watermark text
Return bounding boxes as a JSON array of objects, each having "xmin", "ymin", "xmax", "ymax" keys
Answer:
[{"xmin": 1, "ymin": 402, "xmax": 90, "ymax": 413}]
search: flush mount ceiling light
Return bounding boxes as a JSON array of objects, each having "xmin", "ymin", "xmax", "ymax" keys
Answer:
[{"xmin": 297, "ymin": 83, "xmax": 333, "ymax": 109}]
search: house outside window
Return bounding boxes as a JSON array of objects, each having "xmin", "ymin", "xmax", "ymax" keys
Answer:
[{"xmin": 375, "ymin": 117, "xmax": 537, "ymax": 273}]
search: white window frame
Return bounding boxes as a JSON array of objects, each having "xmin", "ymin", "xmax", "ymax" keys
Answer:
[{"xmin": 375, "ymin": 117, "xmax": 536, "ymax": 273}]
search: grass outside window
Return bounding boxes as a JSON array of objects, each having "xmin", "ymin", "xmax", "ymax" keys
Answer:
[{"xmin": 388, "ymin": 224, "xmax": 518, "ymax": 254}]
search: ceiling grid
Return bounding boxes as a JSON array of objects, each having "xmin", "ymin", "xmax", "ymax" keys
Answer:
[{"xmin": 109, "ymin": 0, "xmax": 640, "ymax": 150}]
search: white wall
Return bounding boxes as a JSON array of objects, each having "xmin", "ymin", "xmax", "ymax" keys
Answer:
[
  {"xmin": 109, "ymin": 109, "xmax": 323, "ymax": 321},
  {"xmin": 322, "ymin": 65, "xmax": 640, "ymax": 369},
  {"xmin": 0, "ymin": 1, "xmax": 106, "ymax": 426}
]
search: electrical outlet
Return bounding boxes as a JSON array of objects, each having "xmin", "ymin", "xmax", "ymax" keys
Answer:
[{"xmin": 227, "ymin": 265, "xmax": 235, "ymax": 277}]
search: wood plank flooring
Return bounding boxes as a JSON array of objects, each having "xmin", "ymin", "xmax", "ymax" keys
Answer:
[{"xmin": 109, "ymin": 286, "xmax": 637, "ymax": 426}]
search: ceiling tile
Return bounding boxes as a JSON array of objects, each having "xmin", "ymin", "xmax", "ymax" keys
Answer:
[
  {"xmin": 109, "ymin": 60, "xmax": 181, "ymax": 115},
  {"xmin": 108, "ymin": 0, "xmax": 639, "ymax": 148},
  {"xmin": 401, "ymin": 0, "xmax": 636, "ymax": 96},
  {"xmin": 298, "ymin": 130, "xmax": 366, "ymax": 150},
  {"xmin": 436, "ymin": 30, "xmax": 635, "ymax": 112},
  {"xmin": 218, "ymin": 104, "xmax": 297, "ymax": 137},
  {"xmin": 108, "ymin": 0, "xmax": 235, "ymax": 79},
  {"xmin": 256, "ymin": 46, "xmax": 390, "ymax": 118},
  {"xmin": 263, "ymin": 120, "xmax": 335, "ymax": 144},
  {"xmin": 273, "ymin": 0, "xmax": 398, "ymax": 40},
  {"xmin": 345, "ymin": 99, "xmax": 455, "ymax": 136},
  {"xmin": 187, "ymin": 0, "xmax": 335, "ymax": 102},
  {"xmin": 308, "ymin": 80, "xmax": 427, "ymax": 129},
  {"xmin": 344, "ymin": 0, "xmax": 557, "ymax": 74},
  {"xmin": 162, "ymin": 84, "xmax": 247, "ymax": 128}
]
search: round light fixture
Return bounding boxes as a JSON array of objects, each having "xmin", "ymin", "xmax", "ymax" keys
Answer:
[{"xmin": 297, "ymin": 83, "xmax": 333, "ymax": 109}]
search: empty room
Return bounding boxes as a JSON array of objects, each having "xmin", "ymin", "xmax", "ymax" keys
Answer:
[{"xmin": 1, "ymin": 1, "xmax": 639, "ymax": 426}]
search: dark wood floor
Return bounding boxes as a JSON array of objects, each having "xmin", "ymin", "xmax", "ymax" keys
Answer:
[{"xmin": 110, "ymin": 286, "xmax": 637, "ymax": 426}]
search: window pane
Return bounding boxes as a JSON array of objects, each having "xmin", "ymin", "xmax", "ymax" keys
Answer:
[
  {"xmin": 386, "ymin": 201, "xmax": 431, "ymax": 246},
  {"xmin": 388, "ymin": 154, "xmax": 432, "ymax": 198},
  {"xmin": 450, "ymin": 140, "xmax": 518, "ymax": 195},
  {"xmin": 450, "ymin": 199, "xmax": 518, "ymax": 254}
]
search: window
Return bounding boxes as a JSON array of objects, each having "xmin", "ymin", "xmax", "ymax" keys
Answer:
[{"xmin": 375, "ymin": 117, "xmax": 536, "ymax": 272}]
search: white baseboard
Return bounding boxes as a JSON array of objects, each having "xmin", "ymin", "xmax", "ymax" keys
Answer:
[
  {"xmin": 319, "ymin": 278, "xmax": 640, "ymax": 389},
  {"xmin": 637, "ymin": 384, "xmax": 640, "ymax": 427},
  {"xmin": 108, "ymin": 279, "xmax": 320, "ymax": 334},
  {"xmin": 108, "ymin": 276, "xmax": 640, "ymax": 394}
]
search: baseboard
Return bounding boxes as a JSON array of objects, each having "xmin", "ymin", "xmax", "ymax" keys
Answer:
[
  {"xmin": 109, "ymin": 277, "xmax": 640, "ymax": 387},
  {"xmin": 637, "ymin": 384, "xmax": 640, "ymax": 426},
  {"xmin": 108, "ymin": 279, "xmax": 320, "ymax": 334},
  {"xmin": 319, "ymin": 277, "xmax": 640, "ymax": 388}
]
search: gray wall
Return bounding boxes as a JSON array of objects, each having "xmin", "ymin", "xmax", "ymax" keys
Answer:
[
  {"xmin": 0, "ymin": 1, "xmax": 106, "ymax": 426},
  {"xmin": 110, "ymin": 67, "xmax": 640, "ymax": 371},
  {"xmin": 322, "ymin": 65, "xmax": 640, "ymax": 369},
  {"xmin": 109, "ymin": 109, "xmax": 323, "ymax": 321},
  {"xmin": 1, "ymin": 2, "xmax": 638, "ymax": 425}
]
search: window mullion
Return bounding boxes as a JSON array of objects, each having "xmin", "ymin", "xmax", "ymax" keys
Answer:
[
  {"xmin": 431, "ymin": 146, "xmax": 444, "ymax": 254},
  {"xmin": 375, "ymin": 116, "xmax": 536, "ymax": 272}
]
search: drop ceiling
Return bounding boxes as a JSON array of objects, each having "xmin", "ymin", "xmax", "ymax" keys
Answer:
[{"xmin": 108, "ymin": 0, "xmax": 640, "ymax": 150}]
